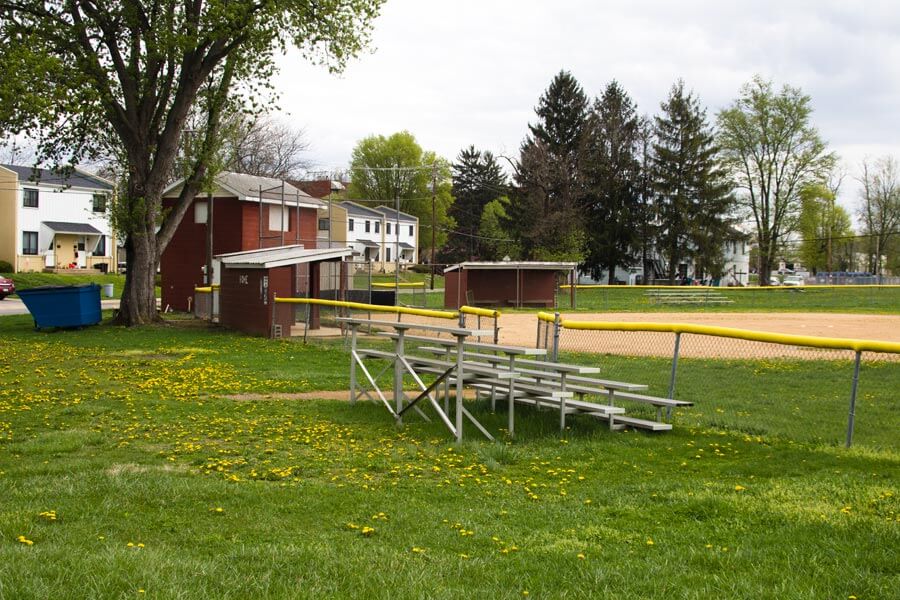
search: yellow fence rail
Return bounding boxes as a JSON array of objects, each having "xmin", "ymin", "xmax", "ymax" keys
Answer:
[
  {"xmin": 536, "ymin": 311, "xmax": 900, "ymax": 355},
  {"xmin": 371, "ymin": 282, "xmax": 427, "ymax": 288},
  {"xmin": 275, "ymin": 296, "xmax": 458, "ymax": 320},
  {"xmin": 559, "ymin": 284, "xmax": 900, "ymax": 291}
]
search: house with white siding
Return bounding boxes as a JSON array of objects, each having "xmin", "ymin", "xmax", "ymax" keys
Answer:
[
  {"xmin": 0, "ymin": 164, "xmax": 117, "ymax": 273},
  {"xmin": 375, "ymin": 206, "xmax": 418, "ymax": 266}
]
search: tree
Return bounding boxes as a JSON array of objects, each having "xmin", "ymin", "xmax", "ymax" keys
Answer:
[
  {"xmin": 478, "ymin": 197, "xmax": 519, "ymax": 260},
  {"xmin": 652, "ymin": 80, "xmax": 734, "ymax": 283},
  {"xmin": 347, "ymin": 131, "xmax": 454, "ymax": 257},
  {"xmin": 717, "ymin": 76, "xmax": 835, "ymax": 286},
  {"xmin": 580, "ymin": 81, "xmax": 642, "ymax": 283},
  {"xmin": 221, "ymin": 115, "xmax": 311, "ymax": 179},
  {"xmin": 798, "ymin": 183, "xmax": 852, "ymax": 273},
  {"xmin": 857, "ymin": 156, "xmax": 900, "ymax": 277},
  {"xmin": 444, "ymin": 146, "xmax": 508, "ymax": 262},
  {"xmin": 0, "ymin": 0, "xmax": 383, "ymax": 324},
  {"xmin": 506, "ymin": 70, "xmax": 588, "ymax": 260}
]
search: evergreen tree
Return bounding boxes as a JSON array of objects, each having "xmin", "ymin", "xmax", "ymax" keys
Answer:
[
  {"xmin": 653, "ymin": 80, "xmax": 734, "ymax": 282},
  {"xmin": 444, "ymin": 146, "xmax": 508, "ymax": 262},
  {"xmin": 505, "ymin": 70, "xmax": 588, "ymax": 260},
  {"xmin": 580, "ymin": 81, "xmax": 642, "ymax": 283}
]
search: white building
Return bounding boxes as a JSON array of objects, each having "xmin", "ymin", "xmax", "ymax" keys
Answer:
[
  {"xmin": 374, "ymin": 206, "xmax": 418, "ymax": 265},
  {"xmin": 0, "ymin": 164, "xmax": 117, "ymax": 273}
]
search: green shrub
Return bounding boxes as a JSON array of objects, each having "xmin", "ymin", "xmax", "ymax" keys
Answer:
[{"xmin": 0, "ymin": 260, "xmax": 13, "ymax": 273}]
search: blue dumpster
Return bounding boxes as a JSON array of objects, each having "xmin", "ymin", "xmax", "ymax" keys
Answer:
[{"xmin": 17, "ymin": 284, "xmax": 102, "ymax": 330}]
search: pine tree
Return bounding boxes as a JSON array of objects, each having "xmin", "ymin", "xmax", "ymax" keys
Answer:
[
  {"xmin": 580, "ymin": 81, "xmax": 642, "ymax": 283},
  {"xmin": 506, "ymin": 70, "xmax": 588, "ymax": 260},
  {"xmin": 444, "ymin": 146, "xmax": 508, "ymax": 262},
  {"xmin": 653, "ymin": 80, "xmax": 734, "ymax": 282}
]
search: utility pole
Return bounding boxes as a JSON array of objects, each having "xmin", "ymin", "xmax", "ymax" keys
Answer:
[
  {"xmin": 430, "ymin": 162, "xmax": 436, "ymax": 291},
  {"xmin": 394, "ymin": 190, "xmax": 400, "ymax": 305}
]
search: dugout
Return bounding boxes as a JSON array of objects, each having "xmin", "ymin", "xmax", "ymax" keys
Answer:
[
  {"xmin": 444, "ymin": 261, "xmax": 576, "ymax": 309},
  {"xmin": 217, "ymin": 245, "xmax": 352, "ymax": 337}
]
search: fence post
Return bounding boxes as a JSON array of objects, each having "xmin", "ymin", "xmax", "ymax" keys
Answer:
[
  {"xmin": 846, "ymin": 350, "xmax": 862, "ymax": 448},
  {"xmin": 551, "ymin": 312, "xmax": 561, "ymax": 362},
  {"xmin": 271, "ymin": 293, "xmax": 277, "ymax": 339},
  {"xmin": 536, "ymin": 318, "xmax": 542, "ymax": 349},
  {"xmin": 458, "ymin": 309, "xmax": 466, "ymax": 329},
  {"xmin": 668, "ymin": 331, "xmax": 681, "ymax": 403},
  {"xmin": 493, "ymin": 315, "xmax": 499, "ymax": 345},
  {"xmin": 303, "ymin": 301, "xmax": 311, "ymax": 344}
]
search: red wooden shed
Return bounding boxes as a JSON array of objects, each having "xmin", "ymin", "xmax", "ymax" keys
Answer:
[
  {"xmin": 217, "ymin": 245, "xmax": 352, "ymax": 337},
  {"xmin": 443, "ymin": 261, "xmax": 576, "ymax": 309}
]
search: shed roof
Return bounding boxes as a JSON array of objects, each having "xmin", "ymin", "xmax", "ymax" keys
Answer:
[
  {"xmin": 217, "ymin": 245, "xmax": 352, "ymax": 270},
  {"xmin": 163, "ymin": 171, "xmax": 324, "ymax": 208},
  {"xmin": 43, "ymin": 221, "xmax": 103, "ymax": 235},
  {"xmin": 444, "ymin": 261, "xmax": 577, "ymax": 273},
  {"xmin": 354, "ymin": 239, "xmax": 380, "ymax": 248}
]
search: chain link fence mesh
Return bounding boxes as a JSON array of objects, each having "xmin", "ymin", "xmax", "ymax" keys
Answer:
[{"xmin": 537, "ymin": 318, "xmax": 899, "ymax": 448}]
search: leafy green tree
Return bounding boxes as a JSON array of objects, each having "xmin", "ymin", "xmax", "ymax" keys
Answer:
[
  {"xmin": 717, "ymin": 76, "xmax": 836, "ymax": 285},
  {"xmin": 0, "ymin": 0, "xmax": 383, "ymax": 324},
  {"xmin": 798, "ymin": 183, "xmax": 853, "ymax": 273},
  {"xmin": 347, "ymin": 131, "xmax": 454, "ymax": 256},
  {"xmin": 506, "ymin": 70, "xmax": 588, "ymax": 260},
  {"xmin": 652, "ymin": 80, "xmax": 734, "ymax": 282},
  {"xmin": 478, "ymin": 197, "xmax": 519, "ymax": 260},
  {"xmin": 580, "ymin": 81, "xmax": 642, "ymax": 283},
  {"xmin": 444, "ymin": 146, "xmax": 508, "ymax": 262}
]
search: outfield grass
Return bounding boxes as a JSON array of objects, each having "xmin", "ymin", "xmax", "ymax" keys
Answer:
[
  {"xmin": 554, "ymin": 285, "xmax": 900, "ymax": 314},
  {"xmin": 0, "ymin": 314, "xmax": 897, "ymax": 598}
]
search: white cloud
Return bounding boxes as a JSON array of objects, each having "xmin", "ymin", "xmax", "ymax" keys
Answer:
[{"xmin": 272, "ymin": 0, "xmax": 900, "ymax": 212}]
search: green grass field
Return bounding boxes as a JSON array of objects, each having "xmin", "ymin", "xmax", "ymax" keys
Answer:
[{"xmin": 0, "ymin": 314, "xmax": 897, "ymax": 598}]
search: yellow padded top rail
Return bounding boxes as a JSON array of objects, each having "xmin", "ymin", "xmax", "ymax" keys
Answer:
[
  {"xmin": 274, "ymin": 296, "xmax": 458, "ymax": 320},
  {"xmin": 536, "ymin": 311, "xmax": 900, "ymax": 355},
  {"xmin": 559, "ymin": 284, "xmax": 900, "ymax": 290},
  {"xmin": 460, "ymin": 305, "xmax": 501, "ymax": 318},
  {"xmin": 371, "ymin": 282, "xmax": 427, "ymax": 288}
]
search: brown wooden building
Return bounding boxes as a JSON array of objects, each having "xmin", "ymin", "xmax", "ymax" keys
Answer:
[
  {"xmin": 217, "ymin": 245, "xmax": 353, "ymax": 337},
  {"xmin": 444, "ymin": 261, "xmax": 576, "ymax": 309},
  {"xmin": 161, "ymin": 172, "xmax": 324, "ymax": 311}
]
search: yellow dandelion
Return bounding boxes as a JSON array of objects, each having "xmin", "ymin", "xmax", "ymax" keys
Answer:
[
  {"xmin": 646, "ymin": 538, "xmax": 654, "ymax": 546},
  {"xmin": 734, "ymin": 485, "xmax": 746, "ymax": 491}
]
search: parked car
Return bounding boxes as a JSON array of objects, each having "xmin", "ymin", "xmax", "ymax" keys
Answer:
[
  {"xmin": 0, "ymin": 276, "xmax": 15, "ymax": 300},
  {"xmin": 769, "ymin": 276, "xmax": 781, "ymax": 286},
  {"xmin": 783, "ymin": 275, "xmax": 804, "ymax": 286}
]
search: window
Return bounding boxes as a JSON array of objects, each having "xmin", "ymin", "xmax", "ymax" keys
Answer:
[
  {"xmin": 348, "ymin": 218, "xmax": 354, "ymax": 231},
  {"xmin": 194, "ymin": 201, "xmax": 208, "ymax": 224},
  {"xmin": 94, "ymin": 235, "xmax": 106, "ymax": 257},
  {"xmin": 92, "ymin": 193, "xmax": 107, "ymax": 213},
  {"xmin": 364, "ymin": 220, "xmax": 370, "ymax": 233},
  {"xmin": 23, "ymin": 188, "xmax": 38, "ymax": 208},
  {"xmin": 409, "ymin": 225, "xmax": 414, "ymax": 236},
  {"xmin": 22, "ymin": 231, "xmax": 38, "ymax": 255},
  {"xmin": 387, "ymin": 222, "xmax": 391, "ymax": 235},
  {"xmin": 386, "ymin": 246, "xmax": 391, "ymax": 262},
  {"xmin": 374, "ymin": 221, "xmax": 380, "ymax": 233},
  {"xmin": 268, "ymin": 205, "xmax": 290, "ymax": 232},
  {"xmin": 318, "ymin": 218, "xmax": 330, "ymax": 231}
]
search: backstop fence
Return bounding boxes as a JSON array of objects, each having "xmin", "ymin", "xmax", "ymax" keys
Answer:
[{"xmin": 536, "ymin": 312, "xmax": 900, "ymax": 448}]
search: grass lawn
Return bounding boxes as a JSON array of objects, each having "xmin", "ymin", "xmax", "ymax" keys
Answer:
[
  {"xmin": 554, "ymin": 286, "xmax": 900, "ymax": 314},
  {"xmin": 3, "ymin": 272, "xmax": 129, "ymax": 299},
  {"xmin": 0, "ymin": 314, "xmax": 897, "ymax": 598}
]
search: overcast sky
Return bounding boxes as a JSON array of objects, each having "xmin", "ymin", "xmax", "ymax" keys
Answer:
[{"xmin": 273, "ymin": 0, "xmax": 900, "ymax": 209}]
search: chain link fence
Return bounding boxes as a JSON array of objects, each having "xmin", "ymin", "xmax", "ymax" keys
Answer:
[{"xmin": 537, "ymin": 314, "xmax": 900, "ymax": 449}]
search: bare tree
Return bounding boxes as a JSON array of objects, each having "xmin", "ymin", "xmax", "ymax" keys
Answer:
[
  {"xmin": 222, "ymin": 115, "xmax": 311, "ymax": 180},
  {"xmin": 858, "ymin": 156, "xmax": 900, "ymax": 277}
]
